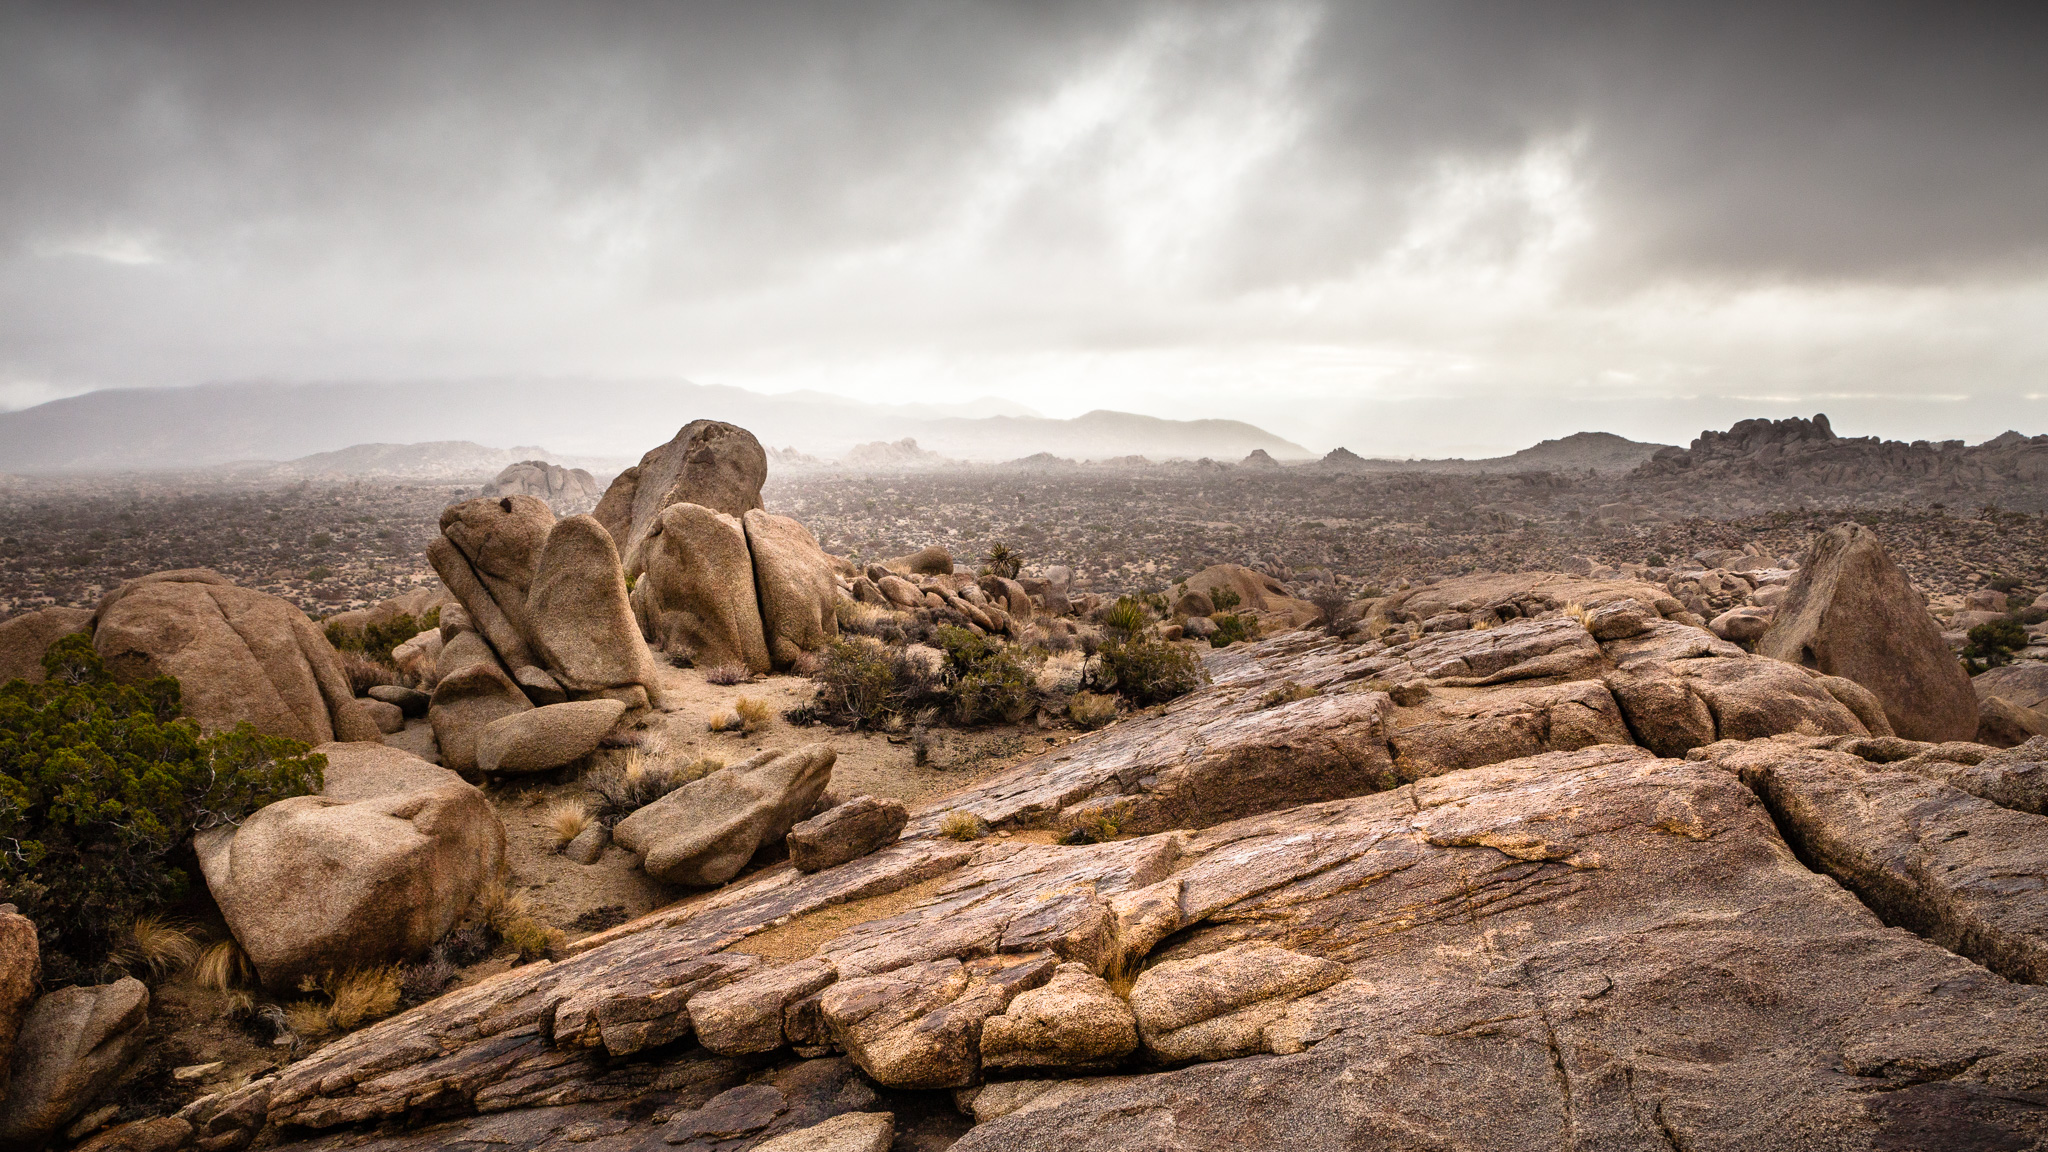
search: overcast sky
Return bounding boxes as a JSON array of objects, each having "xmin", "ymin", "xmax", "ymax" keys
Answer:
[{"xmin": 3, "ymin": 1, "xmax": 2047, "ymax": 456}]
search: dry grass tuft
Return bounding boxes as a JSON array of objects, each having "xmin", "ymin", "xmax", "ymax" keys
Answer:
[
  {"xmin": 1259, "ymin": 680, "xmax": 1321, "ymax": 708},
  {"xmin": 193, "ymin": 940, "xmax": 256, "ymax": 992},
  {"xmin": 480, "ymin": 880, "xmax": 565, "ymax": 962},
  {"xmin": 1469, "ymin": 618, "xmax": 1494, "ymax": 631},
  {"xmin": 679, "ymin": 755, "xmax": 725, "ymax": 785},
  {"xmin": 338, "ymin": 649, "xmax": 400, "ymax": 695},
  {"xmin": 1563, "ymin": 602, "xmax": 1594, "ymax": 629},
  {"xmin": 708, "ymin": 710, "xmax": 740, "ymax": 733},
  {"xmin": 703, "ymin": 663, "xmax": 750, "ymax": 686},
  {"xmin": 1067, "ymin": 691, "xmax": 1118, "ymax": 730},
  {"xmin": 117, "ymin": 915, "xmax": 201, "ymax": 980},
  {"xmin": 734, "ymin": 696, "xmax": 774, "ymax": 733},
  {"xmin": 548, "ymin": 801, "xmax": 592, "ymax": 849},
  {"xmin": 938, "ymin": 810, "xmax": 988, "ymax": 842},
  {"xmin": 288, "ymin": 966, "xmax": 403, "ymax": 1038}
]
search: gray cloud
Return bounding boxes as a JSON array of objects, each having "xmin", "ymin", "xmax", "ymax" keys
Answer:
[{"xmin": 2, "ymin": 0, "xmax": 2045, "ymax": 450}]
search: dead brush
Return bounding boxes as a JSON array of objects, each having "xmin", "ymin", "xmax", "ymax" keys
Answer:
[
  {"xmin": 938, "ymin": 810, "xmax": 987, "ymax": 842},
  {"xmin": 547, "ymin": 801, "xmax": 592, "ymax": 849},
  {"xmin": 703, "ymin": 663, "xmax": 750, "ymax": 686},
  {"xmin": 1562, "ymin": 602, "xmax": 1595, "ymax": 629},
  {"xmin": 288, "ymin": 966, "xmax": 403, "ymax": 1039},
  {"xmin": 338, "ymin": 649, "xmax": 400, "ymax": 695},
  {"xmin": 734, "ymin": 696, "xmax": 774, "ymax": 733},
  {"xmin": 112, "ymin": 914, "xmax": 201, "ymax": 980},
  {"xmin": 193, "ymin": 940, "xmax": 257, "ymax": 992},
  {"xmin": 1259, "ymin": 681, "xmax": 1320, "ymax": 708},
  {"xmin": 478, "ymin": 879, "xmax": 565, "ymax": 962},
  {"xmin": 1067, "ymin": 690, "xmax": 1118, "ymax": 730}
]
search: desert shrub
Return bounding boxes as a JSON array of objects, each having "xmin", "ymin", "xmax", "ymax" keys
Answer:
[
  {"xmin": 1209, "ymin": 587, "xmax": 1242, "ymax": 611},
  {"xmin": 1990, "ymin": 575, "xmax": 2023, "ymax": 593},
  {"xmin": 1962, "ymin": 619, "xmax": 2030, "ymax": 675},
  {"xmin": 1305, "ymin": 585, "xmax": 1351, "ymax": 632},
  {"xmin": 983, "ymin": 543, "xmax": 1022, "ymax": 580},
  {"xmin": 1067, "ymin": 691, "xmax": 1118, "ymax": 730},
  {"xmin": 935, "ymin": 626, "xmax": 1037, "ymax": 725},
  {"xmin": 1057, "ymin": 801, "xmax": 1132, "ymax": 845},
  {"xmin": 1140, "ymin": 591, "xmax": 1170, "ymax": 616},
  {"xmin": 704, "ymin": 663, "xmax": 751, "ymax": 686},
  {"xmin": 548, "ymin": 801, "xmax": 591, "ymax": 848},
  {"xmin": 476, "ymin": 880, "xmax": 564, "ymax": 963},
  {"xmin": 1209, "ymin": 613, "xmax": 1259, "ymax": 648},
  {"xmin": 810, "ymin": 638, "xmax": 947, "ymax": 729},
  {"xmin": 1260, "ymin": 680, "xmax": 1319, "ymax": 708},
  {"xmin": 288, "ymin": 966, "xmax": 403, "ymax": 1039},
  {"xmin": 1091, "ymin": 637, "xmax": 1204, "ymax": 705},
  {"xmin": 325, "ymin": 610, "xmax": 437, "ymax": 666},
  {"xmin": 337, "ymin": 649, "xmax": 399, "ymax": 695},
  {"xmin": 0, "ymin": 634, "xmax": 324, "ymax": 986},
  {"xmin": 1100, "ymin": 596, "xmax": 1149, "ymax": 639},
  {"xmin": 734, "ymin": 696, "xmax": 774, "ymax": 732},
  {"xmin": 939, "ymin": 810, "xmax": 987, "ymax": 841},
  {"xmin": 2021, "ymin": 606, "xmax": 2048, "ymax": 626}
]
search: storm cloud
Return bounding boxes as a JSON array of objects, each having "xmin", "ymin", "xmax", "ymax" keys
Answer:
[{"xmin": 3, "ymin": 0, "xmax": 2045, "ymax": 455}]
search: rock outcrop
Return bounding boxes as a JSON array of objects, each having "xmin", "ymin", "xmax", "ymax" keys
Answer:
[
  {"xmin": 594, "ymin": 420, "xmax": 768, "ymax": 574},
  {"xmin": 194, "ymin": 742, "xmax": 505, "ymax": 991},
  {"xmin": 744, "ymin": 510, "xmax": 841, "ymax": 670},
  {"xmin": 613, "ymin": 745, "xmax": 836, "ymax": 886},
  {"xmin": 524, "ymin": 514, "xmax": 662, "ymax": 705},
  {"xmin": 475, "ymin": 699, "xmax": 627, "ymax": 774},
  {"xmin": 1758, "ymin": 522, "xmax": 1977, "ymax": 741},
  {"xmin": 0, "ymin": 978, "xmax": 148, "ymax": 1150},
  {"xmin": 0, "ymin": 606, "xmax": 93, "ymax": 684},
  {"xmin": 1182, "ymin": 563, "xmax": 1318, "ymax": 628},
  {"xmin": 481, "ymin": 460, "xmax": 602, "ymax": 513},
  {"xmin": 0, "ymin": 904, "xmax": 37, "ymax": 1098},
  {"xmin": 91, "ymin": 570, "xmax": 380, "ymax": 744},
  {"xmin": 786, "ymin": 796, "xmax": 908, "ymax": 873},
  {"xmin": 633, "ymin": 503, "xmax": 773, "ymax": 673}
]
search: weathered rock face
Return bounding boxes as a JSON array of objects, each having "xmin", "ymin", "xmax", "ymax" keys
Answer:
[
  {"xmin": 980, "ymin": 962, "xmax": 1136, "ymax": 1071},
  {"xmin": 481, "ymin": 460, "xmax": 602, "ymax": 513},
  {"xmin": 1183, "ymin": 563, "xmax": 1318, "ymax": 628},
  {"xmin": 91, "ymin": 570, "xmax": 380, "ymax": 744},
  {"xmin": 879, "ymin": 545, "xmax": 953, "ymax": 577},
  {"xmin": 475, "ymin": 699, "xmax": 627, "ymax": 774},
  {"xmin": 0, "ymin": 978, "xmax": 148, "ymax": 1150},
  {"xmin": 786, "ymin": 796, "xmax": 908, "ymax": 873},
  {"xmin": 634, "ymin": 503, "xmax": 771, "ymax": 674},
  {"xmin": 428, "ymin": 497, "xmax": 559, "ymax": 692},
  {"xmin": 195, "ymin": 743, "xmax": 506, "ymax": 991},
  {"xmin": 1758, "ymin": 522, "xmax": 1977, "ymax": 742},
  {"xmin": 0, "ymin": 605, "xmax": 93, "ymax": 684},
  {"xmin": 228, "ymin": 733, "xmax": 2048, "ymax": 1152},
  {"xmin": 0, "ymin": 904, "xmax": 38, "ymax": 1098},
  {"xmin": 1975, "ymin": 661, "xmax": 2048, "ymax": 712},
  {"xmin": 613, "ymin": 745, "xmax": 836, "ymax": 887},
  {"xmin": 1979, "ymin": 693, "xmax": 2048, "ymax": 747},
  {"xmin": 744, "ymin": 510, "xmax": 841, "ymax": 670},
  {"xmin": 525, "ymin": 515, "xmax": 663, "ymax": 706},
  {"xmin": 595, "ymin": 420, "xmax": 768, "ymax": 572}
]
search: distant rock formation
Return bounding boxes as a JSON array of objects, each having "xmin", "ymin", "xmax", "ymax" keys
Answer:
[
  {"xmin": 843, "ymin": 438, "xmax": 947, "ymax": 468},
  {"xmin": 480, "ymin": 460, "xmax": 601, "ymax": 513},
  {"xmin": 1239, "ymin": 449, "xmax": 1282, "ymax": 469}
]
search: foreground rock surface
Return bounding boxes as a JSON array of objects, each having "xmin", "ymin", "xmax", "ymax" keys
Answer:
[{"xmin": 195, "ymin": 743, "xmax": 506, "ymax": 991}]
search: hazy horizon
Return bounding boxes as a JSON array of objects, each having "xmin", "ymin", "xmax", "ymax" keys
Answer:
[{"xmin": 4, "ymin": 2, "xmax": 2046, "ymax": 458}]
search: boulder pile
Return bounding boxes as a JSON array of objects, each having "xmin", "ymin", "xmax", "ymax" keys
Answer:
[{"xmin": 481, "ymin": 459, "xmax": 602, "ymax": 513}]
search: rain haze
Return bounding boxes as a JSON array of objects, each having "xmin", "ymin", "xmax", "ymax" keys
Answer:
[{"xmin": 3, "ymin": 0, "xmax": 2048, "ymax": 458}]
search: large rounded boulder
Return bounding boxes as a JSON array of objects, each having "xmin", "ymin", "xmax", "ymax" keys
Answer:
[
  {"xmin": 1757, "ymin": 522, "xmax": 1977, "ymax": 742},
  {"xmin": 743, "ymin": 510, "xmax": 840, "ymax": 670},
  {"xmin": 0, "ymin": 978, "xmax": 148, "ymax": 1150},
  {"xmin": 91, "ymin": 570, "xmax": 380, "ymax": 744},
  {"xmin": 595, "ymin": 420, "xmax": 768, "ymax": 576},
  {"xmin": 0, "ymin": 607, "xmax": 94, "ymax": 685},
  {"xmin": 613, "ymin": 744, "xmax": 835, "ymax": 886},
  {"xmin": 195, "ymin": 742, "xmax": 506, "ymax": 991},
  {"xmin": 527, "ymin": 514, "xmax": 664, "ymax": 706},
  {"xmin": 634, "ymin": 503, "xmax": 771, "ymax": 674}
]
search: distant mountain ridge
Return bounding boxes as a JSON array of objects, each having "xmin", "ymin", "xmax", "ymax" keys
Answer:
[
  {"xmin": 0, "ymin": 379, "xmax": 1306, "ymax": 472},
  {"xmin": 1318, "ymin": 430, "xmax": 1673, "ymax": 474}
]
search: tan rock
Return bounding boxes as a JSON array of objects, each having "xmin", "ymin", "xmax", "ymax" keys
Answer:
[
  {"xmin": 595, "ymin": 420, "xmax": 768, "ymax": 572},
  {"xmin": 634, "ymin": 502, "xmax": 770, "ymax": 674},
  {"xmin": 92, "ymin": 570, "xmax": 379, "ymax": 744},
  {"xmin": 474, "ymin": 699, "xmax": 626, "ymax": 774},
  {"xmin": 753, "ymin": 1111, "xmax": 894, "ymax": 1152},
  {"xmin": 820, "ymin": 953, "xmax": 1058, "ymax": 1088},
  {"xmin": 613, "ymin": 744, "xmax": 835, "ymax": 886},
  {"xmin": 1128, "ymin": 943, "xmax": 1346, "ymax": 1063},
  {"xmin": 1978, "ymin": 694, "xmax": 2048, "ymax": 748},
  {"xmin": 786, "ymin": 795, "xmax": 908, "ymax": 873},
  {"xmin": 526, "ymin": 514, "xmax": 663, "ymax": 706},
  {"xmin": 0, "ymin": 978, "xmax": 148, "ymax": 1149},
  {"xmin": 70, "ymin": 1116, "xmax": 193, "ymax": 1152},
  {"xmin": 980, "ymin": 962, "xmax": 1137, "ymax": 1070},
  {"xmin": 744, "ymin": 510, "xmax": 841, "ymax": 670},
  {"xmin": 0, "ymin": 606, "xmax": 94, "ymax": 684},
  {"xmin": 428, "ymin": 657, "xmax": 534, "ymax": 776},
  {"xmin": 1758, "ymin": 522, "xmax": 1977, "ymax": 741},
  {"xmin": 361, "ymin": 697, "xmax": 405, "ymax": 734},
  {"xmin": 195, "ymin": 744, "xmax": 505, "ymax": 991},
  {"xmin": 880, "ymin": 545, "xmax": 953, "ymax": 577},
  {"xmin": 0, "ymin": 904, "xmax": 38, "ymax": 1099},
  {"xmin": 686, "ymin": 958, "xmax": 837, "ymax": 1055},
  {"xmin": 875, "ymin": 574, "xmax": 923, "ymax": 610}
]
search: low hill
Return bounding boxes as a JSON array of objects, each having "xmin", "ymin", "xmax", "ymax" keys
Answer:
[{"xmin": 1318, "ymin": 430, "xmax": 1673, "ymax": 474}]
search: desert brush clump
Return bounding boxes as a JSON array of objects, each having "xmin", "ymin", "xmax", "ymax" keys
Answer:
[
  {"xmin": 1067, "ymin": 690, "xmax": 1118, "ymax": 730},
  {"xmin": 112, "ymin": 914, "xmax": 202, "ymax": 980},
  {"xmin": 1962, "ymin": 618, "xmax": 2030, "ymax": 675},
  {"xmin": 939, "ymin": 810, "xmax": 988, "ymax": 841},
  {"xmin": 733, "ymin": 696, "xmax": 774, "ymax": 732},
  {"xmin": 936, "ymin": 626, "xmax": 1037, "ymax": 725},
  {"xmin": 194, "ymin": 940, "xmax": 257, "ymax": 992},
  {"xmin": 548, "ymin": 801, "xmax": 592, "ymax": 848},
  {"xmin": 1260, "ymin": 680, "xmax": 1320, "ymax": 708},
  {"xmin": 810, "ymin": 637, "xmax": 947, "ymax": 729},
  {"xmin": 1209, "ymin": 587, "xmax": 1242, "ymax": 611},
  {"xmin": 0, "ymin": 634, "xmax": 325, "ymax": 986},
  {"xmin": 1090, "ymin": 633, "xmax": 1204, "ymax": 706},
  {"xmin": 703, "ymin": 663, "xmax": 750, "ymax": 686},
  {"xmin": 1058, "ymin": 801, "xmax": 1133, "ymax": 845},
  {"xmin": 288, "ymin": 966, "xmax": 403, "ymax": 1039},
  {"xmin": 1209, "ymin": 612, "xmax": 1259, "ymax": 648}
]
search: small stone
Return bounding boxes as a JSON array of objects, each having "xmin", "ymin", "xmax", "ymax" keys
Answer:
[
  {"xmin": 360, "ymin": 697, "xmax": 406, "ymax": 734},
  {"xmin": 368, "ymin": 684, "xmax": 431, "ymax": 717},
  {"xmin": 563, "ymin": 820, "xmax": 609, "ymax": 865},
  {"xmin": 173, "ymin": 1060, "xmax": 225, "ymax": 1082},
  {"xmin": 753, "ymin": 1111, "xmax": 895, "ymax": 1152},
  {"xmin": 786, "ymin": 796, "xmax": 909, "ymax": 873}
]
